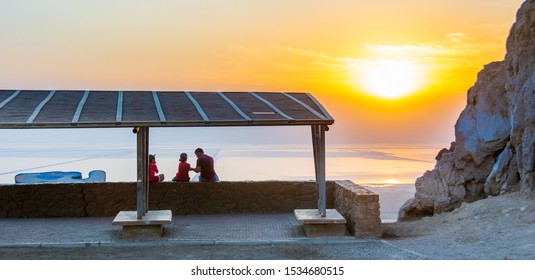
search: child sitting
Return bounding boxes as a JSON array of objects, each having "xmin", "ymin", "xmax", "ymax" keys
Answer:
[
  {"xmin": 172, "ymin": 153, "xmax": 191, "ymax": 182},
  {"xmin": 149, "ymin": 154, "xmax": 165, "ymax": 182}
]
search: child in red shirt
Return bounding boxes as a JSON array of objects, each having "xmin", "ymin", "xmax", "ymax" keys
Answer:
[
  {"xmin": 173, "ymin": 153, "xmax": 191, "ymax": 182},
  {"xmin": 149, "ymin": 154, "xmax": 164, "ymax": 182}
]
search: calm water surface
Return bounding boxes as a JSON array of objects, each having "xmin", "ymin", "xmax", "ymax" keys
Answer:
[{"xmin": 0, "ymin": 143, "xmax": 440, "ymax": 221}]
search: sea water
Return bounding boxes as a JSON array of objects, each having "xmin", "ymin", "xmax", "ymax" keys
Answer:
[{"xmin": 0, "ymin": 143, "xmax": 439, "ymax": 222}]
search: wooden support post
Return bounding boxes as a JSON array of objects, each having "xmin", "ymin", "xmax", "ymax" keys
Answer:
[
  {"xmin": 144, "ymin": 127, "xmax": 150, "ymax": 214},
  {"xmin": 312, "ymin": 125, "xmax": 327, "ymax": 217},
  {"xmin": 311, "ymin": 125, "xmax": 320, "ymax": 210},
  {"xmin": 136, "ymin": 126, "xmax": 149, "ymax": 219},
  {"xmin": 318, "ymin": 125, "xmax": 326, "ymax": 217}
]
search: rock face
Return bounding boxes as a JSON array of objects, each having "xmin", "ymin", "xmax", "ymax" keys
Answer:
[{"xmin": 399, "ymin": 0, "xmax": 535, "ymax": 221}]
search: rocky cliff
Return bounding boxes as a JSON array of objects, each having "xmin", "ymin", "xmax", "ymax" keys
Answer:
[{"xmin": 399, "ymin": 0, "xmax": 535, "ymax": 221}]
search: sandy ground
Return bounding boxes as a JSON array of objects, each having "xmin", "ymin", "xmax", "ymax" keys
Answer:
[{"xmin": 383, "ymin": 192, "xmax": 535, "ymax": 259}]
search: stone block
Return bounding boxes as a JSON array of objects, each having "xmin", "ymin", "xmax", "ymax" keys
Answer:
[
  {"xmin": 368, "ymin": 209, "xmax": 381, "ymax": 217},
  {"xmin": 356, "ymin": 194, "xmax": 379, "ymax": 203},
  {"xmin": 367, "ymin": 202, "xmax": 380, "ymax": 210},
  {"xmin": 355, "ymin": 206, "xmax": 368, "ymax": 219},
  {"xmin": 302, "ymin": 224, "xmax": 347, "ymax": 237},
  {"xmin": 121, "ymin": 225, "xmax": 163, "ymax": 240}
]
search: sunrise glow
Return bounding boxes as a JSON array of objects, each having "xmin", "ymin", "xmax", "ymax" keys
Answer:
[
  {"xmin": 361, "ymin": 59, "xmax": 424, "ymax": 99},
  {"xmin": 384, "ymin": 179, "xmax": 400, "ymax": 184},
  {"xmin": 0, "ymin": 0, "xmax": 525, "ymax": 144}
]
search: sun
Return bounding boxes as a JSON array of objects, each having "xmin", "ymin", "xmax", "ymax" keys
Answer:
[
  {"xmin": 361, "ymin": 60, "xmax": 424, "ymax": 99},
  {"xmin": 384, "ymin": 179, "xmax": 400, "ymax": 184}
]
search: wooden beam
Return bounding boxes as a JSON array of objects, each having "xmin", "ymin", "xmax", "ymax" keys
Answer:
[
  {"xmin": 282, "ymin": 92, "xmax": 327, "ymax": 120},
  {"xmin": 116, "ymin": 91, "xmax": 123, "ymax": 123},
  {"xmin": 250, "ymin": 92, "xmax": 294, "ymax": 121},
  {"xmin": 312, "ymin": 124, "xmax": 327, "ymax": 217},
  {"xmin": 152, "ymin": 91, "xmax": 167, "ymax": 123},
  {"xmin": 218, "ymin": 92, "xmax": 252, "ymax": 122},
  {"xmin": 71, "ymin": 90, "xmax": 90, "ymax": 124},
  {"xmin": 184, "ymin": 91, "xmax": 210, "ymax": 122},
  {"xmin": 26, "ymin": 90, "xmax": 56, "ymax": 124},
  {"xmin": 0, "ymin": 90, "xmax": 21, "ymax": 110},
  {"xmin": 306, "ymin": 93, "xmax": 334, "ymax": 121}
]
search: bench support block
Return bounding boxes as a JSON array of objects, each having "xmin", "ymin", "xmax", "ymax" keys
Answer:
[{"xmin": 122, "ymin": 225, "xmax": 163, "ymax": 240}]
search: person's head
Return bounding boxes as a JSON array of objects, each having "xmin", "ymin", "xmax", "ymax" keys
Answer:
[
  {"xmin": 179, "ymin": 153, "xmax": 188, "ymax": 162},
  {"xmin": 194, "ymin": 148, "xmax": 204, "ymax": 158},
  {"xmin": 149, "ymin": 154, "xmax": 156, "ymax": 163}
]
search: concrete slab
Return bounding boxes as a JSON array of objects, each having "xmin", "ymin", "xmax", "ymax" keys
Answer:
[
  {"xmin": 112, "ymin": 210, "xmax": 172, "ymax": 226},
  {"xmin": 294, "ymin": 209, "xmax": 347, "ymax": 237},
  {"xmin": 294, "ymin": 209, "xmax": 346, "ymax": 224}
]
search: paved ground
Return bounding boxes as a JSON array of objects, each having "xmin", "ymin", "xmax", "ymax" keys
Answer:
[{"xmin": 0, "ymin": 213, "xmax": 425, "ymax": 260}]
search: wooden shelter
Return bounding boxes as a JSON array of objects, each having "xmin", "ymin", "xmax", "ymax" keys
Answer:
[{"xmin": 0, "ymin": 90, "xmax": 334, "ymax": 220}]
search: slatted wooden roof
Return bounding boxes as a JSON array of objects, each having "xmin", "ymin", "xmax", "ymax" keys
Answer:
[{"xmin": 0, "ymin": 90, "xmax": 333, "ymax": 128}]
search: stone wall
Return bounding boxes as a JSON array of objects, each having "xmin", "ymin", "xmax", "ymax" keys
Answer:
[
  {"xmin": 0, "ymin": 181, "xmax": 335, "ymax": 217},
  {"xmin": 0, "ymin": 180, "xmax": 382, "ymax": 238},
  {"xmin": 333, "ymin": 180, "xmax": 382, "ymax": 238},
  {"xmin": 0, "ymin": 184, "xmax": 86, "ymax": 217}
]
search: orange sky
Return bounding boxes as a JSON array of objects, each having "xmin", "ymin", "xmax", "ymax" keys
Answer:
[{"xmin": 0, "ymin": 0, "xmax": 525, "ymax": 144}]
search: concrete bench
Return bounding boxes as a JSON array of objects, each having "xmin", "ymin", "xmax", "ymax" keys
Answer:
[
  {"xmin": 112, "ymin": 210, "xmax": 172, "ymax": 240},
  {"xmin": 294, "ymin": 209, "xmax": 347, "ymax": 237}
]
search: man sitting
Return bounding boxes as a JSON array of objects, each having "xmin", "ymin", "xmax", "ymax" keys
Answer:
[{"xmin": 191, "ymin": 148, "xmax": 219, "ymax": 182}]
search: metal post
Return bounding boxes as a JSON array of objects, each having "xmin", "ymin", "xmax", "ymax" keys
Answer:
[{"xmin": 136, "ymin": 126, "xmax": 149, "ymax": 219}]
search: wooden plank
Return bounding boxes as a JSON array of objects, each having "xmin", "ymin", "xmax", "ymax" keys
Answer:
[
  {"xmin": 306, "ymin": 93, "xmax": 334, "ymax": 121},
  {"xmin": 152, "ymin": 91, "xmax": 167, "ymax": 122},
  {"xmin": 116, "ymin": 91, "xmax": 123, "ymax": 123},
  {"xmin": 249, "ymin": 92, "xmax": 294, "ymax": 121},
  {"xmin": 282, "ymin": 92, "xmax": 327, "ymax": 120},
  {"xmin": 26, "ymin": 90, "xmax": 56, "ymax": 124},
  {"xmin": 0, "ymin": 90, "xmax": 21, "ymax": 110},
  {"xmin": 185, "ymin": 91, "xmax": 210, "ymax": 122},
  {"xmin": 71, "ymin": 90, "xmax": 90, "ymax": 124},
  {"xmin": 218, "ymin": 92, "xmax": 252, "ymax": 121}
]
